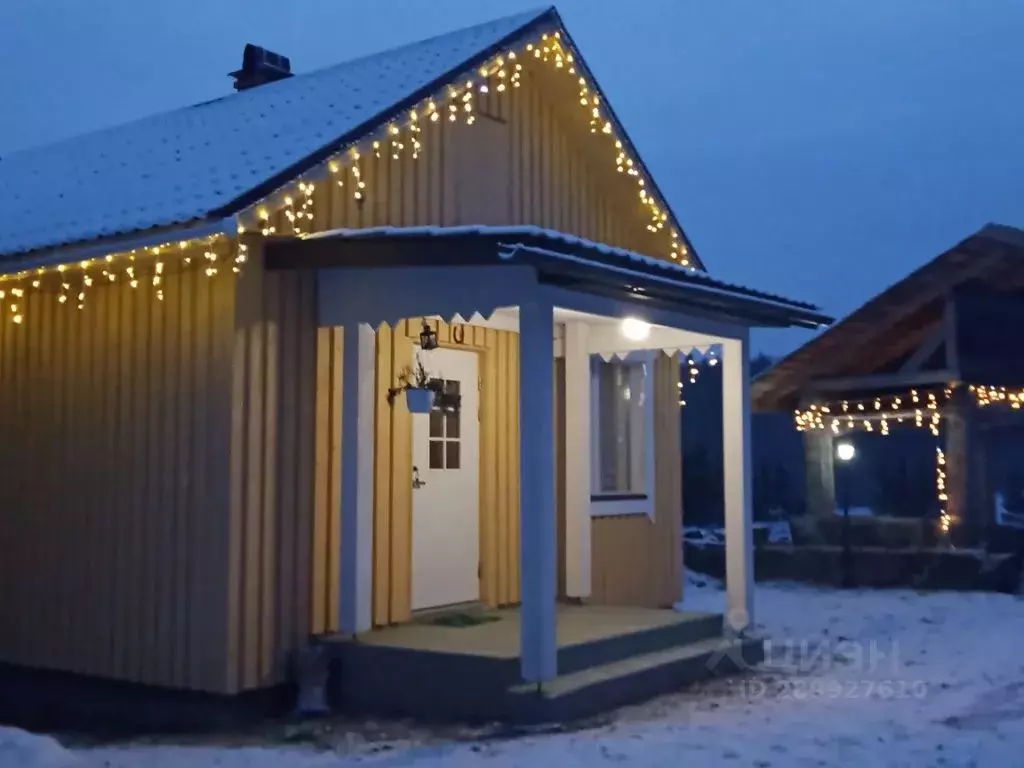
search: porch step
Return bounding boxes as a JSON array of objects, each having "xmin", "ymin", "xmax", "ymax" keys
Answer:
[
  {"xmin": 325, "ymin": 611, "xmax": 752, "ymax": 724},
  {"xmin": 510, "ymin": 635, "xmax": 765, "ymax": 723},
  {"xmin": 556, "ymin": 612, "xmax": 723, "ymax": 675}
]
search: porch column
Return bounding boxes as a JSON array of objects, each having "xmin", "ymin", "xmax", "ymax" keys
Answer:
[
  {"xmin": 563, "ymin": 322, "xmax": 592, "ymax": 598},
  {"xmin": 519, "ymin": 298, "xmax": 558, "ymax": 683},
  {"xmin": 339, "ymin": 323, "xmax": 376, "ymax": 635},
  {"xmin": 722, "ymin": 334, "xmax": 754, "ymax": 632}
]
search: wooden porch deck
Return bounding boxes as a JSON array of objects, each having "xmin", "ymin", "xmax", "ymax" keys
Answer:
[
  {"xmin": 356, "ymin": 604, "xmax": 710, "ymax": 657},
  {"xmin": 324, "ymin": 604, "xmax": 763, "ymax": 723}
]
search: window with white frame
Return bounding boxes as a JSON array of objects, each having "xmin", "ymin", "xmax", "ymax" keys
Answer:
[{"xmin": 590, "ymin": 352, "xmax": 656, "ymax": 516}]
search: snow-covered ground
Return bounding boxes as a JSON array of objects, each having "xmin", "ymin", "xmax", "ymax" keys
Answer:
[{"xmin": 7, "ymin": 575, "xmax": 1024, "ymax": 767}]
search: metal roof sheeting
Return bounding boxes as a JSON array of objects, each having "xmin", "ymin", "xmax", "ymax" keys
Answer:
[
  {"xmin": 293, "ymin": 224, "xmax": 830, "ymax": 325},
  {"xmin": 0, "ymin": 8, "xmax": 552, "ymax": 258}
]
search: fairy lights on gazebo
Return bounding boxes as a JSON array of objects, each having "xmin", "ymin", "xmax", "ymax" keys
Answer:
[{"xmin": 794, "ymin": 382, "xmax": 1024, "ymax": 536}]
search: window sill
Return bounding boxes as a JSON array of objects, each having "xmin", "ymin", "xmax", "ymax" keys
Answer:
[
  {"xmin": 591, "ymin": 493, "xmax": 647, "ymax": 502},
  {"xmin": 589, "ymin": 494, "xmax": 654, "ymax": 519}
]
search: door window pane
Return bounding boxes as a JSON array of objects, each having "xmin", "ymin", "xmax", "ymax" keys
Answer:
[
  {"xmin": 423, "ymin": 376, "xmax": 464, "ymax": 470},
  {"xmin": 429, "ymin": 410, "xmax": 445, "ymax": 438},
  {"xmin": 429, "ymin": 440, "xmax": 445, "ymax": 470},
  {"xmin": 446, "ymin": 411, "xmax": 460, "ymax": 439},
  {"xmin": 445, "ymin": 441, "xmax": 460, "ymax": 469}
]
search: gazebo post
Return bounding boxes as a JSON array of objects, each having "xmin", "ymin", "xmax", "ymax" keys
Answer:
[
  {"xmin": 944, "ymin": 389, "xmax": 987, "ymax": 541},
  {"xmin": 803, "ymin": 427, "xmax": 836, "ymax": 518}
]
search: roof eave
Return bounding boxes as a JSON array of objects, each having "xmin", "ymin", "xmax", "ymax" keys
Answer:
[
  {"xmin": 551, "ymin": 15, "xmax": 705, "ymax": 271},
  {"xmin": 264, "ymin": 228, "xmax": 829, "ymax": 330},
  {"xmin": 503, "ymin": 244, "xmax": 830, "ymax": 329},
  {"xmin": 0, "ymin": 217, "xmax": 236, "ymax": 277}
]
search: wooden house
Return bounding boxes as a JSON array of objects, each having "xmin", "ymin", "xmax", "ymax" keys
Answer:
[{"xmin": 0, "ymin": 7, "xmax": 827, "ymax": 721}]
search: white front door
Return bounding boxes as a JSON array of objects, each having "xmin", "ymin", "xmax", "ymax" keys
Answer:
[{"xmin": 411, "ymin": 347, "xmax": 480, "ymax": 611}]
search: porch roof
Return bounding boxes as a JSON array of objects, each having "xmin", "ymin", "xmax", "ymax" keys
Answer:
[{"xmin": 264, "ymin": 225, "xmax": 832, "ymax": 329}]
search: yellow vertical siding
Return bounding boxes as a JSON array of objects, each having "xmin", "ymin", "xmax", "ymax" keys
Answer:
[
  {"xmin": 314, "ymin": 54, "xmax": 667, "ymax": 256},
  {"xmin": 369, "ymin": 323, "xmax": 416, "ymax": 626},
  {"xmin": 290, "ymin": 318, "xmax": 520, "ymax": 638},
  {"xmin": 0, "ymin": 244, "xmax": 236, "ymax": 692},
  {"xmin": 227, "ymin": 245, "xmax": 321, "ymax": 691}
]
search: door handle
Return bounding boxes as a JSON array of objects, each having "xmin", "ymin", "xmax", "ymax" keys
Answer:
[{"xmin": 412, "ymin": 466, "xmax": 427, "ymax": 489}]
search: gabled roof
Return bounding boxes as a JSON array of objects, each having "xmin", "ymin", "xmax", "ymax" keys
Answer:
[
  {"xmin": 751, "ymin": 224, "xmax": 1024, "ymax": 411},
  {"xmin": 0, "ymin": 6, "xmax": 698, "ymax": 270},
  {"xmin": 264, "ymin": 225, "xmax": 831, "ymax": 329},
  {"xmin": 0, "ymin": 8, "xmax": 552, "ymax": 258}
]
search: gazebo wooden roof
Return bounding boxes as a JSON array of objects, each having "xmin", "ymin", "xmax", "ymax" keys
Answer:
[{"xmin": 753, "ymin": 224, "xmax": 1024, "ymax": 413}]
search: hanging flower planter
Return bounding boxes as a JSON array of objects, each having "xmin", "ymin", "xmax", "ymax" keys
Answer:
[
  {"xmin": 387, "ymin": 356, "xmax": 443, "ymax": 413},
  {"xmin": 404, "ymin": 387, "xmax": 435, "ymax": 414}
]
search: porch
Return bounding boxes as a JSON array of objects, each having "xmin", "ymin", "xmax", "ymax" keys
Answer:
[
  {"xmin": 356, "ymin": 604, "xmax": 718, "ymax": 657},
  {"xmin": 265, "ymin": 225, "xmax": 826, "ymax": 719},
  {"xmin": 325, "ymin": 604, "xmax": 763, "ymax": 723}
]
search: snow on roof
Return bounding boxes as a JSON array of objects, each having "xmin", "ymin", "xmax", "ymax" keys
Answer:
[
  {"xmin": 0, "ymin": 8, "xmax": 554, "ymax": 259},
  {"xmin": 307, "ymin": 224, "xmax": 826, "ymax": 316}
]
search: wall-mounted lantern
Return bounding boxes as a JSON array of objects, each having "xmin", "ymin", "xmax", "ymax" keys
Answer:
[{"xmin": 419, "ymin": 320, "xmax": 439, "ymax": 350}]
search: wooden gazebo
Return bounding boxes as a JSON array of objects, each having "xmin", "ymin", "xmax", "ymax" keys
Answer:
[{"xmin": 753, "ymin": 224, "xmax": 1024, "ymax": 539}]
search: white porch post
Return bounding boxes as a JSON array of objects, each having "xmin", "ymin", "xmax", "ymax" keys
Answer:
[
  {"xmin": 519, "ymin": 298, "xmax": 558, "ymax": 682},
  {"xmin": 722, "ymin": 333, "xmax": 754, "ymax": 632},
  {"xmin": 563, "ymin": 322, "xmax": 592, "ymax": 598},
  {"xmin": 339, "ymin": 323, "xmax": 376, "ymax": 635}
]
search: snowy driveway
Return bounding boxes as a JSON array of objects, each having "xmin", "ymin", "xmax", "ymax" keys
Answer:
[{"xmin": 10, "ymin": 578, "xmax": 1024, "ymax": 767}]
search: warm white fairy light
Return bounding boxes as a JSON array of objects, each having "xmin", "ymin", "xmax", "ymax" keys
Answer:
[
  {"xmin": 936, "ymin": 446, "xmax": 954, "ymax": 534},
  {"xmin": 798, "ymin": 383, "xmax": 1024, "ymax": 435},
  {"xmin": 794, "ymin": 385, "xmax": 979, "ymax": 534},
  {"xmin": 258, "ymin": 207, "xmax": 275, "ymax": 237},
  {"xmin": 969, "ymin": 384, "xmax": 1024, "ymax": 409},
  {"xmin": 408, "ymin": 110, "xmax": 422, "ymax": 159},
  {"xmin": 234, "ymin": 240, "xmax": 249, "ymax": 274},
  {"xmin": 235, "ymin": 26, "xmax": 688, "ymax": 266},
  {"xmin": 351, "ymin": 152, "xmax": 365, "ymax": 201},
  {"xmin": 76, "ymin": 258, "xmax": 92, "ymax": 309},
  {"xmin": 386, "ymin": 124, "xmax": 404, "ymax": 160},
  {"xmin": 288, "ymin": 181, "xmax": 315, "ymax": 235},
  {"xmin": 675, "ymin": 353, "xmax": 714, "ymax": 407},
  {"xmin": 203, "ymin": 249, "xmax": 218, "ymax": 278},
  {"xmin": 795, "ymin": 389, "xmax": 954, "ymax": 434},
  {"xmin": 1, "ymin": 25, "xmax": 692, "ymax": 326},
  {"xmin": 0, "ymin": 234, "xmax": 225, "ymax": 324},
  {"xmin": 461, "ymin": 85, "xmax": 476, "ymax": 125}
]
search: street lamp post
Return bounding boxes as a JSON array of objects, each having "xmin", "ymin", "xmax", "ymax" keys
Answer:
[{"xmin": 835, "ymin": 440, "xmax": 857, "ymax": 588}]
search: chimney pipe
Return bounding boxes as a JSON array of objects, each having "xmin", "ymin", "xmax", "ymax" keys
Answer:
[{"xmin": 230, "ymin": 44, "xmax": 292, "ymax": 91}]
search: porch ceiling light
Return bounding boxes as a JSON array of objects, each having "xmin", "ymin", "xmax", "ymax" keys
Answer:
[{"xmin": 621, "ymin": 317, "xmax": 651, "ymax": 341}]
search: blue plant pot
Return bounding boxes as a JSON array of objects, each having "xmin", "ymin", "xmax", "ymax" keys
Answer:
[{"xmin": 405, "ymin": 388, "xmax": 435, "ymax": 414}]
